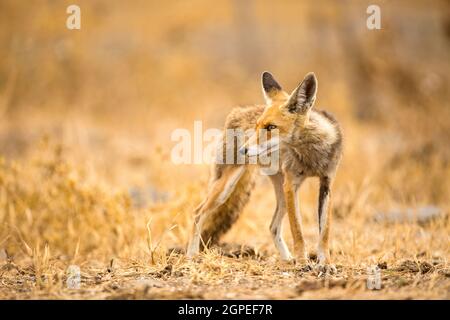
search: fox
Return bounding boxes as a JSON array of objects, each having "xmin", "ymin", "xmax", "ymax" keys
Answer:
[{"xmin": 186, "ymin": 71, "xmax": 343, "ymax": 265}]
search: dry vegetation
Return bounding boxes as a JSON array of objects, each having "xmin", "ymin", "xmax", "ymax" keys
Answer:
[{"xmin": 0, "ymin": 0, "xmax": 449, "ymax": 299}]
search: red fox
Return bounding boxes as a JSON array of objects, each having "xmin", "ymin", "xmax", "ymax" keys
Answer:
[{"xmin": 186, "ymin": 72, "xmax": 343, "ymax": 265}]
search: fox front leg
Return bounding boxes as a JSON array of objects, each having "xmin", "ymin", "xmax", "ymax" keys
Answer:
[
  {"xmin": 282, "ymin": 171, "xmax": 307, "ymax": 264},
  {"xmin": 269, "ymin": 174, "xmax": 293, "ymax": 261}
]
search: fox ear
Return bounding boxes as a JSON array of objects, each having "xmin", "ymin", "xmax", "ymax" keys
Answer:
[
  {"xmin": 285, "ymin": 72, "xmax": 317, "ymax": 114},
  {"xmin": 261, "ymin": 71, "xmax": 283, "ymax": 104}
]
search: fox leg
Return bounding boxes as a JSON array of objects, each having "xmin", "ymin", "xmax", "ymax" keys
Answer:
[
  {"xmin": 186, "ymin": 165, "xmax": 245, "ymax": 258},
  {"xmin": 283, "ymin": 171, "xmax": 307, "ymax": 263},
  {"xmin": 269, "ymin": 174, "xmax": 292, "ymax": 261},
  {"xmin": 317, "ymin": 176, "xmax": 333, "ymax": 265}
]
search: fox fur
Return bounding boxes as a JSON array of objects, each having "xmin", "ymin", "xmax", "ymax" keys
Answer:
[{"xmin": 187, "ymin": 72, "xmax": 342, "ymax": 265}]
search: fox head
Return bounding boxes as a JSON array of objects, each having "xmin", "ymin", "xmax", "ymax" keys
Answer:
[{"xmin": 240, "ymin": 71, "xmax": 318, "ymax": 157}]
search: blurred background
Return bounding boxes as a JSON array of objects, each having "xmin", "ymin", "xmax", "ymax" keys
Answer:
[{"xmin": 0, "ymin": 0, "xmax": 448, "ymax": 261}]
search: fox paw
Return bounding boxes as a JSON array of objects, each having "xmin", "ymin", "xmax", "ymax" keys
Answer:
[
  {"xmin": 314, "ymin": 263, "xmax": 337, "ymax": 275},
  {"xmin": 280, "ymin": 255, "xmax": 295, "ymax": 263}
]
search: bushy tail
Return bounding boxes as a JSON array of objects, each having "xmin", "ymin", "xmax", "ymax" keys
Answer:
[{"xmin": 199, "ymin": 165, "xmax": 255, "ymax": 249}]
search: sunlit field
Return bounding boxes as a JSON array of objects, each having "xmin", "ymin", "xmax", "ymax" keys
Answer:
[{"xmin": 0, "ymin": 0, "xmax": 449, "ymax": 299}]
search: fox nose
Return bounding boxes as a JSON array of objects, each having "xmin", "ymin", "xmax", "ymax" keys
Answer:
[{"xmin": 239, "ymin": 146, "xmax": 248, "ymax": 155}]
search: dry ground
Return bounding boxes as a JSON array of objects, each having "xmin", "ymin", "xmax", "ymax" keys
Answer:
[
  {"xmin": 0, "ymin": 117, "xmax": 448, "ymax": 300},
  {"xmin": 0, "ymin": 0, "xmax": 449, "ymax": 300},
  {"xmin": 1, "ymin": 246, "xmax": 449, "ymax": 300}
]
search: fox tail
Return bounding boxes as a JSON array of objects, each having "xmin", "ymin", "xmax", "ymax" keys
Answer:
[{"xmin": 198, "ymin": 164, "xmax": 255, "ymax": 248}]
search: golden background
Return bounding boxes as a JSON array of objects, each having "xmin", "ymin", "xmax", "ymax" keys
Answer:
[{"xmin": 0, "ymin": 0, "xmax": 448, "ymax": 299}]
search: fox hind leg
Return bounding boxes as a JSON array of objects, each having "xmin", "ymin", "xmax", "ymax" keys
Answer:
[{"xmin": 317, "ymin": 176, "xmax": 333, "ymax": 265}]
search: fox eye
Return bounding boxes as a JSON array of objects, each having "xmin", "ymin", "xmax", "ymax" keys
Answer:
[{"xmin": 266, "ymin": 124, "xmax": 277, "ymax": 131}]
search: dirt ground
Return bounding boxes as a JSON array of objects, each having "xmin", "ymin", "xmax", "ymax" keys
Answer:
[
  {"xmin": 1, "ymin": 243, "xmax": 449, "ymax": 299},
  {"xmin": 0, "ymin": 114, "xmax": 448, "ymax": 300},
  {"xmin": 0, "ymin": 0, "xmax": 449, "ymax": 300}
]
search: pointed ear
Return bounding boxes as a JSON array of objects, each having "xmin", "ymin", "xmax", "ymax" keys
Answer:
[
  {"xmin": 261, "ymin": 71, "xmax": 283, "ymax": 105},
  {"xmin": 285, "ymin": 72, "xmax": 317, "ymax": 114}
]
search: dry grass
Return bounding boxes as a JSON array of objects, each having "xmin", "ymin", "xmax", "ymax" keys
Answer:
[
  {"xmin": 0, "ymin": 129, "xmax": 448, "ymax": 299},
  {"xmin": 0, "ymin": 0, "xmax": 449, "ymax": 299}
]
